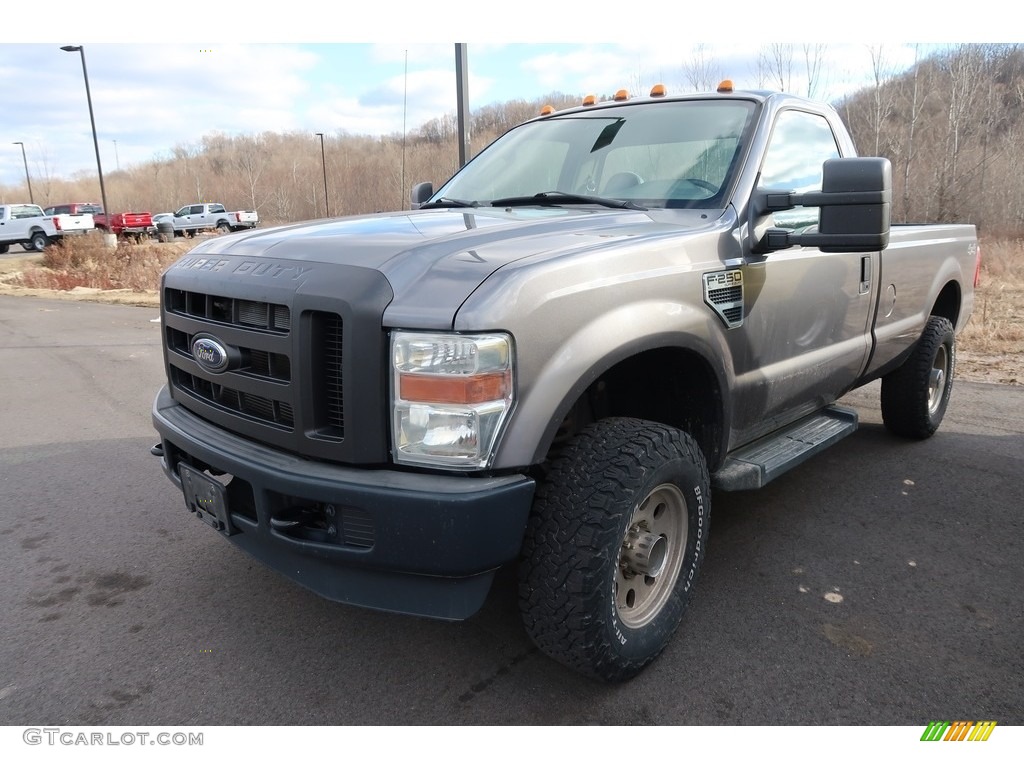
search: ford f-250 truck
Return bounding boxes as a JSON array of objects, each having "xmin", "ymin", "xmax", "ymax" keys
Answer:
[
  {"xmin": 0, "ymin": 203, "xmax": 95, "ymax": 252},
  {"xmin": 151, "ymin": 83, "xmax": 978, "ymax": 682}
]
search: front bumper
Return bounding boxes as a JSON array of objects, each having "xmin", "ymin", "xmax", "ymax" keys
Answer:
[{"xmin": 152, "ymin": 386, "xmax": 535, "ymax": 619}]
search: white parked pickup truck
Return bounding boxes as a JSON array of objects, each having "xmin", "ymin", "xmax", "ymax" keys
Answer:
[
  {"xmin": 0, "ymin": 203, "xmax": 96, "ymax": 252},
  {"xmin": 163, "ymin": 204, "xmax": 259, "ymax": 237}
]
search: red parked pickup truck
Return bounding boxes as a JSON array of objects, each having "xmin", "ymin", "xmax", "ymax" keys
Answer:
[{"xmin": 45, "ymin": 203, "xmax": 157, "ymax": 240}]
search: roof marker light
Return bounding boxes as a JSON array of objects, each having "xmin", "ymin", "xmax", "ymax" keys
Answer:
[
  {"xmin": 717, "ymin": 79, "xmax": 734, "ymax": 93},
  {"xmin": 582, "ymin": 94, "xmax": 597, "ymax": 106},
  {"xmin": 650, "ymin": 83, "xmax": 667, "ymax": 98},
  {"xmin": 613, "ymin": 89, "xmax": 630, "ymax": 102},
  {"xmin": 540, "ymin": 104, "xmax": 555, "ymax": 115}
]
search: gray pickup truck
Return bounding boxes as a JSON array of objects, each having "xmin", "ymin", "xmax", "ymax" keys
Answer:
[{"xmin": 151, "ymin": 84, "xmax": 978, "ymax": 682}]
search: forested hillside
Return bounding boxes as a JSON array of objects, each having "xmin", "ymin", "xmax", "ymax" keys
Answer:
[
  {"xmin": 837, "ymin": 44, "xmax": 1024, "ymax": 232},
  {"xmin": 3, "ymin": 44, "xmax": 1021, "ymax": 234}
]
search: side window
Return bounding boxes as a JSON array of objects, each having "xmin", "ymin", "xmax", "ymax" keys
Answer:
[
  {"xmin": 210, "ymin": 204, "xmax": 225, "ymax": 214},
  {"xmin": 190, "ymin": 205, "xmax": 204, "ymax": 215},
  {"xmin": 759, "ymin": 110, "xmax": 840, "ymax": 232},
  {"xmin": 0, "ymin": 207, "xmax": 6, "ymax": 219}
]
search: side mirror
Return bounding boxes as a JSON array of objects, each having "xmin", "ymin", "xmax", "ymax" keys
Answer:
[
  {"xmin": 756, "ymin": 157, "xmax": 891, "ymax": 253},
  {"xmin": 410, "ymin": 182, "xmax": 433, "ymax": 210}
]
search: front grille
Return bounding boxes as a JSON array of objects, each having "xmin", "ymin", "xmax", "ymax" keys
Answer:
[
  {"xmin": 170, "ymin": 366, "xmax": 295, "ymax": 428},
  {"xmin": 316, "ymin": 312, "xmax": 345, "ymax": 435},
  {"xmin": 167, "ymin": 328, "xmax": 291, "ymax": 382},
  {"xmin": 166, "ymin": 289, "xmax": 291, "ymax": 333},
  {"xmin": 164, "ymin": 288, "xmax": 338, "ymax": 442}
]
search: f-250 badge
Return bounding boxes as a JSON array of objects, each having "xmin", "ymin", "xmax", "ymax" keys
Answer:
[{"xmin": 703, "ymin": 270, "xmax": 745, "ymax": 329}]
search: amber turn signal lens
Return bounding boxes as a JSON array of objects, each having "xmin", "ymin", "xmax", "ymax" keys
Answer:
[{"xmin": 400, "ymin": 372, "xmax": 511, "ymax": 404}]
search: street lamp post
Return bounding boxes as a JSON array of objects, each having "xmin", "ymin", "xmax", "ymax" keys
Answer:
[
  {"xmin": 12, "ymin": 142, "xmax": 33, "ymax": 203},
  {"xmin": 315, "ymin": 132, "xmax": 329, "ymax": 218},
  {"xmin": 60, "ymin": 45, "xmax": 109, "ymax": 220}
]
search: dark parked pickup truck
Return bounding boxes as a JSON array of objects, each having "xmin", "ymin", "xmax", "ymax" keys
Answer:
[{"xmin": 151, "ymin": 83, "xmax": 978, "ymax": 681}]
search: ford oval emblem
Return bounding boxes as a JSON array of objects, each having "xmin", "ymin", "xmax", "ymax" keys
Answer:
[{"xmin": 191, "ymin": 335, "xmax": 230, "ymax": 374}]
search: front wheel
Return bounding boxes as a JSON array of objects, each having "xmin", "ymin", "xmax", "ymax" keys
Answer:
[
  {"xmin": 518, "ymin": 417, "xmax": 710, "ymax": 682},
  {"xmin": 881, "ymin": 316, "xmax": 956, "ymax": 439}
]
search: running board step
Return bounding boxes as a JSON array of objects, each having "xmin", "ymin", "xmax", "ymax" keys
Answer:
[{"xmin": 712, "ymin": 406, "xmax": 858, "ymax": 491}]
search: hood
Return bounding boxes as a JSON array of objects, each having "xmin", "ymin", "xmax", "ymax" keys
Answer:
[{"xmin": 179, "ymin": 206, "xmax": 722, "ymax": 327}]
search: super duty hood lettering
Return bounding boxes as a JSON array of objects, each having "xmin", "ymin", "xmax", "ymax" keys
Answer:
[{"xmin": 172, "ymin": 256, "xmax": 310, "ymax": 280}]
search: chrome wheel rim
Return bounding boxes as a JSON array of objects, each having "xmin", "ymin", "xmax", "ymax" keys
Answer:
[
  {"xmin": 615, "ymin": 483, "xmax": 688, "ymax": 629},
  {"xmin": 928, "ymin": 345, "xmax": 950, "ymax": 415}
]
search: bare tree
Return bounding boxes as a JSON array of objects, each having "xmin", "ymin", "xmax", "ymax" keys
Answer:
[
  {"xmin": 682, "ymin": 44, "xmax": 720, "ymax": 93},
  {"xmin": 758, "ymin": 44, "xmax": 794, "ymax": 92},
  {"xmin": 802, "ymin": 44, "xmax": 828, "ymax": 99},
  {"xmin": 893, "ymin": 46, "xmax": 929, "ymax": 222},
  {"xmin": 233, "ymin": 136, "xmax": 267, "ymax": 211},
  {"xmin": 867, "ymin": 44, "xmax": 899, "ymax": 157}
]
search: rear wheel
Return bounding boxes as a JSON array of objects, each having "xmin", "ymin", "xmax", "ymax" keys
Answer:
[
  {"xmin": 216, "ymin": 221, "xmax": 231, "ymax": 234},
  {"xmin": 518, "ymin": 417, "xmax": 710, "ymax": 682},
  {"xmin": 29, "ymin": 232, "xmax": 49, "ymax": 252},
  {"xmin": 0, "ymin": 243, "xmax": 9, "ymax": 254},
  {"xmin": 881, "ymin": 316, "xmax": 956, "ymax": 438}
]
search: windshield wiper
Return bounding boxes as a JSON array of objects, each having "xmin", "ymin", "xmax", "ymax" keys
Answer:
[
  {"xmin": 418, "ymin": 197, "xmax": 479, "ymax": 209},
  {"xmin": 489, "ymin": 191, "xmax": 647, "ymax": 211}
]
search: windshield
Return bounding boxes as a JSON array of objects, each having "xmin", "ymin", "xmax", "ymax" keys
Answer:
[{"xmin": 434, "ymin": 99, "xmax": 757, "ymax": 210}]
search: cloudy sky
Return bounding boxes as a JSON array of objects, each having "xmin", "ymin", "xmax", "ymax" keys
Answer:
[{"xmin": 1, "ymin": 2, "xmax": 999, "ymax": 192}]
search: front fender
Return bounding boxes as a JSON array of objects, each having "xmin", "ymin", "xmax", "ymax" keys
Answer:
[{"xmin": 492, "ymin": 300, "xmax": 732, "ymax": 468}]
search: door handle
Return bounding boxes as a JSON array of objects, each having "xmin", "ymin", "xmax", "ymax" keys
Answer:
[{"xmin": 859, "ymin": 255, "xmax": 871, "ymax": 295}]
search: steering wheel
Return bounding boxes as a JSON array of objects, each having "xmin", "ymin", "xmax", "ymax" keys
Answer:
[{"xmin": 603, "ymin": 172, "xmax": 644, "ymax": 195}]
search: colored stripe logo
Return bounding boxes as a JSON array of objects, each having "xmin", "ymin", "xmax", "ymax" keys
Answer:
[{"xmin": 920, "ymin": 721, "xmax": 997, "ymax": 741}]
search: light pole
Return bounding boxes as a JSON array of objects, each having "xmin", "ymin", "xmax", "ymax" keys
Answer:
[
  {"xmin": 113, "ymin": 139, "xmax": 119, "ymax": 171},
  {"xmin": 12, "ymin": 142, "xmax": 33, "ymax": 203},
  {"xmin": 60, "ymin": 45, "xmax": 109, "ymax": 218},
  {"xmin": 315, "ymin": 132, "xmax": 329, "ymax": 217}
]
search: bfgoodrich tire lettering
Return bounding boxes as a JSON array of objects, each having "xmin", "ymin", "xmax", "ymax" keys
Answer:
[
  {"xmin": 881, "ymin": 315, "xmax": 956, "ymax": 439},
  {"xmin": 518, "ymin": 417, "xmax": 710, "ymax": 682}
]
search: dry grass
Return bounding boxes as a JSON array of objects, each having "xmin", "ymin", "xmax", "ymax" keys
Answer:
[
  {"xmin": 11, "ymin": 233, "xmax": 193, "ymax": 292},
  {"xmin": 1, "ymin": 232, "xmax": 1021, "ymax": 384},
  {"xmin": 958, "ymin": 237, "xmax": 1024, "ymax": 385}
]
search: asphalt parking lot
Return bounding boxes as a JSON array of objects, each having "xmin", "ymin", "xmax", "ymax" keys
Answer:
[{"xmin": 0, "ymin": 295, "xmax": 1021, "ymax": 727}]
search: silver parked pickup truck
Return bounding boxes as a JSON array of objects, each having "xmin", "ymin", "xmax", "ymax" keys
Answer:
[
  {"xmin": 151, "ymin": 84, "xmax": 978, "ymax": 682},
  {"xmin": 164, "ymin": 203, "xmax": 259, "ymax": 237}
]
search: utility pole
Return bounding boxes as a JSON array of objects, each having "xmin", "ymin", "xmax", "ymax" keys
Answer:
[
  {"xmin": 455, "ymin": 44, "xmax": 470, "ymax": 168},
  {"xmin": 13, "ymin": 142, "xmax": 34, "ymax": 203}
]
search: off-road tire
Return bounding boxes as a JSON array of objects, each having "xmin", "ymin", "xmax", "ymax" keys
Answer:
[
  {"xmin": 216, "ymin": 221, "xmax": 231, "ymax": 234},
  {"xmin": 518, "ymin": 417, "xmax": 710, "ymax": 682},
  {"xmin": 881, "ymin": 315, "xmax": 955, "ymax": 439}
]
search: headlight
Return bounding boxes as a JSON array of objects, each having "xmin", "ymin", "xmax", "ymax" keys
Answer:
[{"xmin": 391, "ymin": 331, "xmax": 514, "ymax": 469}]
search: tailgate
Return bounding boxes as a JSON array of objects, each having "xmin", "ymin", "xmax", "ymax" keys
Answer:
[{"xmin": 58, "ymin": 214, "xmax": 95, "ymax": 232}]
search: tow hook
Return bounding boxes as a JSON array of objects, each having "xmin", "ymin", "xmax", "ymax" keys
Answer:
[{"xmin": 150, "ymin": 442, "xmax": 165, "ymax": 457}]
